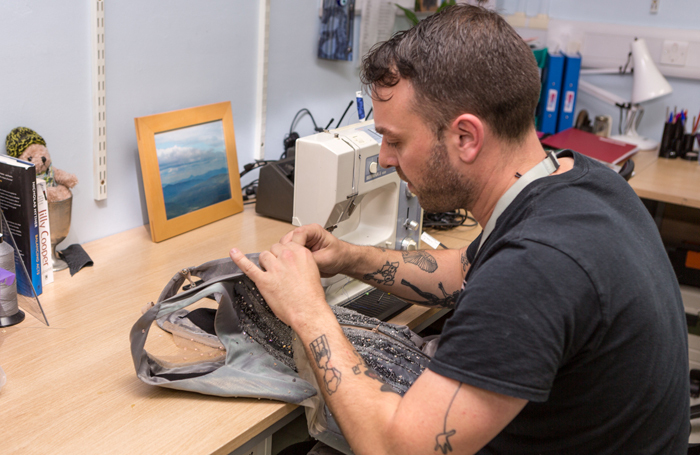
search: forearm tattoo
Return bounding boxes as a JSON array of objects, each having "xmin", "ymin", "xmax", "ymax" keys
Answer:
[
  {"xmin": 400, "ymin": 279, "xmax": 460, "ymax": 308},
  {"xmin": 364, "ymin": 369, "xmax": 399, "ymax": 394},
  {"xmin": 351, "ymin": 350, "xmax": 398, "ymax": 394},
  {"xmin": 351, "ymin": 350, "xmax": 363, "ymax": 375},
  {"xmin": 363, "ymin": 261, "xmax": 399, "ymax": 286},
  {"xmin": 402, "ymin": 250, "xmax": 438, "ymax": 273},
  {"xmin": 310, "ymin": 335, "xmax": 341, "ymax": 395},
  {"xmin": 435, "ymin": 383, "xmax": 462, "ymax": 454}
]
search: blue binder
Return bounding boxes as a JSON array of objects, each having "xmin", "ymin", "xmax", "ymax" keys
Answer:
[
  {"xmin": 557, "ymin": 52, "xmax": 582, "ymax": 132},
  {"xmin": 536, "ymin": 52, "xmax": 564, "ymax": 135}
]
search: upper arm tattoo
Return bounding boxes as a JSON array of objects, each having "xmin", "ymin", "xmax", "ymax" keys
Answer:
[
  {"xmin": 310, "ymin": 335, "xmax": 341, "ymax": 395},
  {"xmin": 435, "ymin": 383, "xmax": 462, "ymax": 454},
  {"xmin": 363, "ymin": 261, "xmax": 399, "ymax": 286},
  {"xmin": 400, "ymin": 279, "xmax": 460, "ymax": 308},
  {"xmin": 402, "ymin": 250, "xmax": 438, "ymax": 273},
  {"xmin": 460, "ymin": 249, "xmax": 469, "ymax": 273}
]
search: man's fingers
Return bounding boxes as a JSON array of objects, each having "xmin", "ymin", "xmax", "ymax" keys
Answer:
[
  {"xmin": 270, "ymin": 243, "xmax": 283, "ymax": 257},
  {"xmin": 281, "ymin": 227, "xmax": 312, "ymax": 247},
  {"xmin": 290, "ymin": 230, "xmax": 309, "ymax": 246},
  {"xmin": 229, "ymin": 248, "xmax": 264, "ymax": 281},
  {"xmin": 258, "ymin": 250, "xmax": 278, "ymax": 272},
  {"xmin": 280, "ymin": 230, "xmax": 295, "ymax": 245}
]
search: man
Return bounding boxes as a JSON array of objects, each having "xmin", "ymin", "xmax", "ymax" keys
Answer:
[{"xmin": 230, "ymin": 5, "xmax": 689, "ymax": 454}]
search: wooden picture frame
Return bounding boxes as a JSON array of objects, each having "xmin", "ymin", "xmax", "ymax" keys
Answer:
[{"xmin": 135, "ymin": 102, "xmax": 243, "ymax": 242}]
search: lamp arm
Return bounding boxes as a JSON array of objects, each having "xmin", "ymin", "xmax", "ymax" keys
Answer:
[
  {"xmin": 578, "ymin": 79, "xmax": 629, "ymax": 108},
  {"xmin": 580, "ymin": 68, "xmax": 626, "ymax": 75}
]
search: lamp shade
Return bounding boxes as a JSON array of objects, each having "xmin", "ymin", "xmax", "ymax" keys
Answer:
[{"xmin": 631, "ymin": 39, "xmax": 673, "ymax": 104}]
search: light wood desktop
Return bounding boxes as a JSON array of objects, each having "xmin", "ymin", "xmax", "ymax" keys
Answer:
[
  {"xmin": 628, "ymin": 149, "xmax": 700, "ymax": 209},
  {"xmin": 0, "ymin": 151, "xmax": 693, "ymax": 454},
  {"xmin": 0, "ymin": 204, "xmax": 479, "ymax": 454}
]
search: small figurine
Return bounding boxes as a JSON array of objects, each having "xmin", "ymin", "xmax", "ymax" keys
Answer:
[{"xmin": 5, "ymin": 127, "xmax": 78, "ymax": 202}]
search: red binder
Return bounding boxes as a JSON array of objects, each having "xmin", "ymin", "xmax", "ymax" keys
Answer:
[{"xmin": 541, "ymin": 128, "xmax": 638, "ymax": 165}]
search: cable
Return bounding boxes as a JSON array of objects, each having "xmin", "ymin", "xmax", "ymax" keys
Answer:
[
  {"xmin": 240, "ymin": 160, "xmax": 275, "ymax": 178},
  {"xmin": 241, "ymin": 179, "xmax": 259, "ymax": 203},
  {"xmin": 422, "ymin": 210, "xmax": 477, "ymax": 231},
  {"xmin": 336, "ymin": 101, "xmax": 354, "ymax": 128},
  {"xmin": 289, "ymin": 108, "xmax": 320, "ymax": 134}
]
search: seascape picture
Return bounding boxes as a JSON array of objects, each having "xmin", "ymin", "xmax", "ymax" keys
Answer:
[{"xmin": 155, "ymin": 121, "xmax": 232, "ymax": 220}]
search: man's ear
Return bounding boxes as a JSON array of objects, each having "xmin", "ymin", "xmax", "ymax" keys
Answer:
[{"xmin": 449, "ymin": 114, "xmax": 483, "ymax": 164}]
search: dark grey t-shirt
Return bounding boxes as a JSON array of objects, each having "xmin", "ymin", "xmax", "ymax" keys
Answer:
[{"xmin": 429, "ymin": 151, "xmax": 689, "ymax": 454}]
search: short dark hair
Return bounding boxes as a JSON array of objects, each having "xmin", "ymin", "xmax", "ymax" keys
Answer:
[{"xmin": 360, "ymin": 5, "xmax": 540, "ymax": 143}]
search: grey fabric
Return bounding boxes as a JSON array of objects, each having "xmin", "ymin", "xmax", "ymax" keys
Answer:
[
  {"xmin": 130, "ymin": 255, "xmax": 430, "ymax": 453},
  {"xmin": 130, "ymin": 255, "xmax": 316, "ymax": 403}
]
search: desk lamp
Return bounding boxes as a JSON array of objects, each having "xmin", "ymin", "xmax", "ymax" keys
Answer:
[{"xmin": 578, "ymin": 38, "xmax": 673, "ymax": 150}]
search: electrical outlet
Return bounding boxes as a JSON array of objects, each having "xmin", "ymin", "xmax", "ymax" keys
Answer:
[
  {"xmin": 661, "ymin": 40, "xmax": 689, "ymax": 66},
  {"xmin": 650, "ymin": 0, "xmax": 659, "ymax": 14}
]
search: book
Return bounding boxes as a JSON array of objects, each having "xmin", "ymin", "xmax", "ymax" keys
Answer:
[
  {"xmin": 556, "ymin": 52, "xmax": 582, "ymax": 133},
  {"xmin": 36, "ymin": 178, "xmax": 53, "ymax": 285},
  {"xmin": 0, "ymin": 155, "xmax": 42, "ymax": 296},
  {"xmin": 541, "ymin": 127, "xmax": 639, "ymax": 165},
  {"xmin": 536, "ymin": 51, "xmax": 565, "ymax": 135}
]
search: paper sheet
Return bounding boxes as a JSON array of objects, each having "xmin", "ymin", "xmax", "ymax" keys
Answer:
[{"xmin": 358, "ymin": 0, "xmax": 397, "ymax": 66}]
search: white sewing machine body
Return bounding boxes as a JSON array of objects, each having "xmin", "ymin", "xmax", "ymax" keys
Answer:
[{"xmin": 293, "ymin": 121, "xmax": 422, "ymax": 306}]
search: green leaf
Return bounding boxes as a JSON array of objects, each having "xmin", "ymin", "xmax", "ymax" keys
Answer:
[{"xmin": 395, "ymin": 4, "xmax": 420, "ymax": 26}]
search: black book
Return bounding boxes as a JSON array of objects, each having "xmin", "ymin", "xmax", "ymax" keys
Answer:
[{"xmin": 0, "ymin": 155, "xmax": 42, "ymax": 296}]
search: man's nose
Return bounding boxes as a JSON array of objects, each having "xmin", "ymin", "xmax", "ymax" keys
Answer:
[{"xmin": 378, "ymin": 142, "xmax": 397, "ymax": 169}]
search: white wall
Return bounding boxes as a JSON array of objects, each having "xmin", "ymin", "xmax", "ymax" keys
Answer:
[
  {"xmin": 0, "ymin": 1, "xmax": 698, "ymax": 246},
  {"xmin": 264, "ymin": 1, "xmax": 367, "ymax": 164},
  {"xmin": 499, "ymin": 0, "xmax": 700, "ymax": 141},
  {"xmin": 0, "ymin": 1, "xmax": 259, "ymax": 246}
]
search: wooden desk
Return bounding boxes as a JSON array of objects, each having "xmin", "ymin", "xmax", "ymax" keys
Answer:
[
  {"xmin": 2, "ymin": 150, "xmax": 691, "ymax": 454},
  {"xmin": 0, "ymin": 205, "xmax": 478, "ymax": 454},
  {"xmin": 628, "ymin": 149, "xmax": 700, "ymax": 209}
]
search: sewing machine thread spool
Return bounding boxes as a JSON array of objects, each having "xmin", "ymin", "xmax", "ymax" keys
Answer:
[
  {"xmin": 0, "ymin": 233, "xmax": 24, "ymax": 327},
  {"xmin": 356, "ymin": 91, "xmax": 365, "ymax": 121}
]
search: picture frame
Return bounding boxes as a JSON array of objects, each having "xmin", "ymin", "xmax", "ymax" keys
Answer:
[{"xmin": 135, "ymin": 101, "xmax": 243, "ymax": 243}]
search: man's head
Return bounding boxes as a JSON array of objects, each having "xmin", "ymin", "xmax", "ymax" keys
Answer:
[{"xmin": 360, "ymin": 5, "xmax": 540, "ymax": 144}]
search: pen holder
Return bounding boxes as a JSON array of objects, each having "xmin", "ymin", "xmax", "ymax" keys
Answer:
[
  {"xmin": 681, "ymin": 134, "xmax": 696, "ymax": 158},
  {"xmin": 659, "ymin": 122, "xmax": 676, "ymax": 158}
]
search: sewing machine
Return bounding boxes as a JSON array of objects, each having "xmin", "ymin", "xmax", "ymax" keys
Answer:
[{"xmin": 293, "ymin": 121, "xmax": 422, "ymax": 309}]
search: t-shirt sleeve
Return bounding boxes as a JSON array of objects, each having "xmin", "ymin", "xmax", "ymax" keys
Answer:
[{"xmin": 429, "ymin": 240, "xmax": 600, "ymax": 402}]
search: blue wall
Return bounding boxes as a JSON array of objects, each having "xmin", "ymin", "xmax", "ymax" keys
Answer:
[{"xmin": 0, "ymin": 1, "xmax": 697, "ymax": 245}]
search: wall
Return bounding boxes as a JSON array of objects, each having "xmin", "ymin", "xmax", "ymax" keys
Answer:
[
  {"xmin": 0, "ymin": 1, "xmax": 698, "ymax": 246},
  {"xmin": 265, "ymin": 1, "xmax": 371, "ymax": 165},
  {"xmin": 498, "ymin": 0, "xmax": 700, "ymax": 143},
  {"xmin": 0, "ymin": 1, "xmax": 259, "ymax": 247}
]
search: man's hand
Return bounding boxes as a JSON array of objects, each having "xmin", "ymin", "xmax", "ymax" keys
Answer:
[
  {"xmin": 279, "ymin": 224, "xmax": 354, "ymax": 278},
  {"xmin": 229, "ymin": 243, "xmax": 328, "ymax": 328}
]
